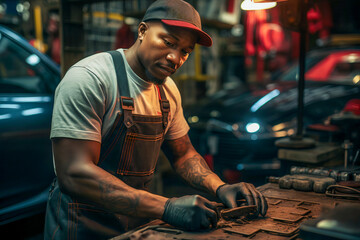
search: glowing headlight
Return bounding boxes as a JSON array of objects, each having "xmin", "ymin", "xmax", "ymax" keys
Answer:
[
  {"xmin": 26, "ymin": 54, "xmax": 40, "ymax": 66},
  {"xmin": 245, "ymin": 122, "xmax": 260, "ymax": 133}
]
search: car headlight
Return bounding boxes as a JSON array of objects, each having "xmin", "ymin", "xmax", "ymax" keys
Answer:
[
  {"xmin": 245, "ymin": 122, "xmax": 260, "ymax": 133},
  {"xmin": 234, "ymin": 119, "xmax": 296, "ymax": 140}
]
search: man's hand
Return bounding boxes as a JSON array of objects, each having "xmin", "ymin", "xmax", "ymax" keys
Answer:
[
  {"xmin": 162, "ymin": 195, "xmax": 218, "ymax": 231},
  {"xmin": 216, "ymin": 183, "xmax": 268, "ymax": 217}
]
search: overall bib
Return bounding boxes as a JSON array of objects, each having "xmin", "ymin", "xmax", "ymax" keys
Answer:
[{"xmin": 44, "ymin": 51, "xmax": 170, "ymax": 240}]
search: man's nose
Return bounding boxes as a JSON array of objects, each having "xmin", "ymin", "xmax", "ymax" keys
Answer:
[{"xmin": 166, "ymin": 50, "xmax": 182, "ymax": 68}]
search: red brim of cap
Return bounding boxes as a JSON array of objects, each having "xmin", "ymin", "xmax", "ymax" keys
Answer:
[{"xmin": 161, "ymin": 19, "xmax": 212, "ymax": 47}]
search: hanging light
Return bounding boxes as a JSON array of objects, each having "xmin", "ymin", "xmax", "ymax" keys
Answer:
[{"xmin": 241, "ymin": 0, "xmax": 277, "ymax": 10}]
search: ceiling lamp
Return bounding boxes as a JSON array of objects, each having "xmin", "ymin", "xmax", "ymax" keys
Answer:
[{"xmin": 241, "ymin": 0, "xmax": 277, "ymax": 10}]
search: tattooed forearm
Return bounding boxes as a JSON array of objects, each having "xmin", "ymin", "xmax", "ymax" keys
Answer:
[
  {"xmin": 163, "ymin": 135, "xmax": 223, "ymax": 193},
  {"xmin": 176, "ymin": 154, "xmax": 213, "ymax": 191},
  {"xmin": 98, "ymin": 176, "xmax": 140, "ymax": 216}
]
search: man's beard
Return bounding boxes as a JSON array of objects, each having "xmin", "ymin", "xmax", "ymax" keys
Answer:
[{"xmin": 145, "ymin": 69, "xmax": 166, "ymax": 85}]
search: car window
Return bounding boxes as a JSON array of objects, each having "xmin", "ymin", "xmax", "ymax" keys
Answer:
[
  {"xmin": 278, "ymin": 55, "xmax": 324, "ymax": 82},
  {"xmin": 0, "ymin": 32, "xmax": 57, "ymax": 94},
  {"xmin": 328, "ymin": 60, "xmax": 360, "ymax": 84}
]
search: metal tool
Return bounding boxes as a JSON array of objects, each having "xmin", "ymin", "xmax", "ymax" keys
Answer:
[
  {"xmin": 270, "ymin": 174, "xmax": 336, "ymax": 193},
  {"xmin": 325, "ymin": 185, "xmax": 360, "ymax": 200}
]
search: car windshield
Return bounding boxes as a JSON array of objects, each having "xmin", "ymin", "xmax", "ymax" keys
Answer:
[{"xmin": 0, "ymin": 32, "xmax": 58, "ymax": 93}]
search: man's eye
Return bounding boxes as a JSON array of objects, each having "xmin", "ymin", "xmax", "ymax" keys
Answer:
[{"xmin": 164, "ymin": 39, "xmax": 175, "ymax": 47}]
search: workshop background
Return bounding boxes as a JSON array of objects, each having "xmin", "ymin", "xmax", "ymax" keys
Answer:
[{"xmin": 0, "ymin": 0, "xmax": 359, "ymax": 239}]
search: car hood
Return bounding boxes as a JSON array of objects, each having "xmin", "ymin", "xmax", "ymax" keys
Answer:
[{"xmin": 185, "ymin": 81, "xmax": 360, "ymax": 128}]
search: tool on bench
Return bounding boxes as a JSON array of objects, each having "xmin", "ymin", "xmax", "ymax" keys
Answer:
[
  {"xmin": 268, "ymin": 165, "xmax": 360, "ymax": 193},
  {"xmin": 289, "ymin": 166, "xmax": 360, "ymax": 182},
  {"xmin": 325, "ymin": 184, "xmax": 360, "ymax": 200},
  {"xmin": 267, "ymin": 174, "xmax": 336, "ymax": 193},
  {"xmin": 284, "ymin": 175, "xmax": 335, "ymax": 193},
  {"xmin": 330, "ymin": 110, "xmax": 360, "ymax": 169}
]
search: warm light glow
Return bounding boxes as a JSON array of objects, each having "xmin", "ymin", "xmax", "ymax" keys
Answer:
[
  {"xmin": 274, "ymin": 131, "xmax": 288, "ymax": 137},
  {"xmin": 353, "ymin": 75, "xmax": 360, "ymax": 84},
  {"xmin": 241, "ymin": 0, "xmax": 277, "ymax": 10},
  {"xmin": 272, "ymin": 123, "xmax": 285, "ymax": 132},
  {"xmin": 287, "ymin": 129, "xmax": 295, "ymax": 135},
  {"xmin": 188, "ymin": 116, "xmax": 199, "ymax": 123},
  {"xmin": 232, "ymin": 123, "xmax": 239, "ymax": 131},
  {"xmin": 343, "ymin": 53, "xmax": 360, "ymax": 63}
]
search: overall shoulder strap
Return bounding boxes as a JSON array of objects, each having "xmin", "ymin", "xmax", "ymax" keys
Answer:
[
  {"xmin": 156, "ymin": 85, "xmax": 170, "ymax": 129},
  {"xmin": 108, "ymin": 50, "xmax": 134, "ymax": 128}
]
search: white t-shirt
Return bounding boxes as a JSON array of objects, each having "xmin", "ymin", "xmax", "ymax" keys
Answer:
[{"xmin": 50, "ymin": 49, "xmax": 189, "ymax": 143}]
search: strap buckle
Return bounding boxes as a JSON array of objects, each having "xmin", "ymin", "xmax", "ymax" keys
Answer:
[
  {"xmin": 121, "ymin": 96, "xmax": 134, "ymax": 111},
  {"xmin": 160, "ymin": 99, "xmax": 170, "ymax": 113}
]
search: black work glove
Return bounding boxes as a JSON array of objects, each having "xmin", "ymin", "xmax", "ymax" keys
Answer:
[
  {"xmin": 216, "ymin": 182, "xmax": 268, "ymax": 217},
  {"xmin": 162, "ymin": 195, "xmax": 218, "ymax": 231}
]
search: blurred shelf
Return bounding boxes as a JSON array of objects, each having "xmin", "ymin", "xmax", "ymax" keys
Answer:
[
  {"xmin": 330, "ymin": 34, "xmax": 360, "ymax": 46},
  {"xmin": 83, "ymin": 12, "xmax": 124, "ymax": 22},
  {"xmin": 202, "ymin": 18, "xmax": 234, "ymax": 30},
  {"xmin": 0, "ymin": 15, "xmax": 20, "ymax": 26},
  {"xmin": 46, "ymin": 0, "xmax": 60, "ymax": 11}
]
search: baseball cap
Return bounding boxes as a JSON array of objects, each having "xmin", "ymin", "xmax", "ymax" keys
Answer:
[{"xmin": 142, "ymin": 0, "xmax": 213, "ymax": 47}]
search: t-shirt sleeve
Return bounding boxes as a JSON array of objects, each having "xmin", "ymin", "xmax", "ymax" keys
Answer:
[
  {"xmin": 164, "ymin": 82, "xmax": 190, "ymax": 140},
  {"xmin": 50, "ymin": 66, "xmax": 106, "ymax": 143}
]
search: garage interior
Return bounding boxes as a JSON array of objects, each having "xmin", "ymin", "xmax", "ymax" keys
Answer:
[{"xmin": 0, "ymin": 0, "xmax": 359, "ymax": 239}]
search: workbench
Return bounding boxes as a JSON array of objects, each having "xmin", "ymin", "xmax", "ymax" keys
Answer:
[{"xmin": 111, "ymin": 183, "xmax": 360, "ymax": 240}]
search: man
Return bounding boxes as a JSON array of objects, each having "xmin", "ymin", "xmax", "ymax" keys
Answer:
[{"xmin": 44, "ymin": 0, "xmax": 267, "ymax": 239}]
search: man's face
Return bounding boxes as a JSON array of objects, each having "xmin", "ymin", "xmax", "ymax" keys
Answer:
[{"xmin": 137, "ymin": 21, "xmax": 197, "ymax": 84}]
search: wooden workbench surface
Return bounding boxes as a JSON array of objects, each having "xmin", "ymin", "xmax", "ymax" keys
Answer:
[{"xmin": 111, "ymin": 183, "xmax": 360, "ymax": 240}]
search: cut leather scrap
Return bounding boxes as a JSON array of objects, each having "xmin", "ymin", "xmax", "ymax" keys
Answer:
[{"xmin": 220, "ymin": 205, "xmax": 257, "ymax": 220}]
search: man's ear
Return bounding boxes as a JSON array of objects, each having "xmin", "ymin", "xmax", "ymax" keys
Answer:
[{"xmin": 138, "ymin": 22, "xmax": 148, "ymax": 41}]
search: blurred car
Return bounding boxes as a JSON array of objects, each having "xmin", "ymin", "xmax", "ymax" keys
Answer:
[
  {"xmin": 185, "ymin": 46, "xmax": 360, "ymax": 179},
  {"xmin": 0, "ymin": 25, "xmax": 60, "ymax": 225}
]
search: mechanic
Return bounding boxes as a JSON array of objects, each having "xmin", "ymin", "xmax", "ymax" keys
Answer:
[{"xmin": 44, "ymin": 0, "xmax": 267, "ymax": 239}]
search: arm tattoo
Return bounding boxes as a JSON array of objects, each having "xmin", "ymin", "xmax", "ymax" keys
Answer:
[
  {"xmin": 176, "ymin": 154, "xmax": 213, "ymax": 191},
  {"xmin": 164, "ymin": 135, "xmax": 214, "ymax": 191},
  {"xmin": 98, "ymin": 176, "xmax": 140, "ymax": 216}
]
